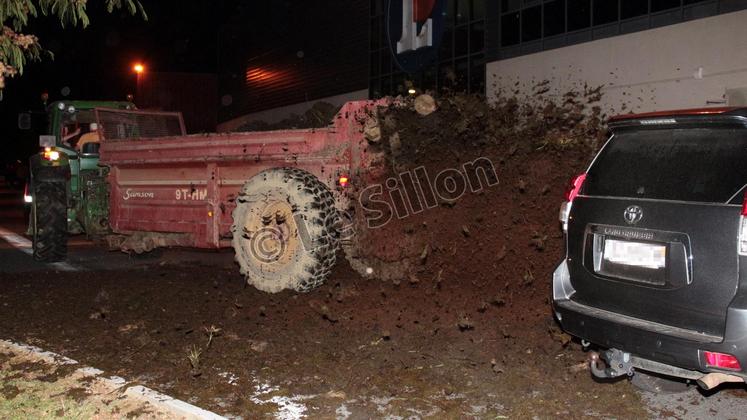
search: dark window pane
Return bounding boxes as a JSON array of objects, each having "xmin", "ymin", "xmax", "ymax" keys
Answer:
[
  {"xmin": 370, "ymin": 51, "xmax": 380, "ymax": 77},
  {"xmin": 522, "ymin": 5, "xmax": 541, "ymax": 41},
  {"xmin": 439, "ymin": 64, "xmax": 456, "ymax": 89},
  {"xmin": 423, "ymin": 68, "xmax": 436, "ymax": 90},
  {"xmin": 470, "ymin": 21, "xmax": 485, "ymax": 53},
  {"xmin": 585, "ymin": 127, "xmax": 747, "ymax": 203},
  {"xmin": 593, "ymin": 0, "xmax": 618, "ymax": 25},
  {"xmin": 445, "ymin": 0, "xmax": 456, "ymax": 26},
  {"xmin": 457, "ymin": 0, "xmax": 470, "ymax": 23},
  {"xmin": 393, "ymin": 73, "xmax": 407, "ymax": 94},
  {"xmin": 454, "ymin": 59, "xmax": 469, "ymax": 92},
  {"xmin": 381, "ymin": 49, "xmax": 391, "ymax": 74},
  {"xmin": 501, "ymin": 0, "xmax": 521, "ymax": 12},
  {"xmin": 652, "ymin": 0, "xmax": 682, "ymax": 12},
  {"xmin": 544, "ymin": 0, "xmax": 566, "ymax": 36},
  {"xmin": 473, "ymin": 0, "xmax": 486, "ymax": 19},
  {"xmin": 567, "ymin": 0, "xmax": 591, "ymax": 31},
  {"xmin": 382, "ymin": 77, "xmax": 392, "ymax": 96},
  {"xmin": 370, "ymin": 18, "xmax": 380, "ymax": 50},
  {"xmin": 370, "ymin": 78, "xmax": 382, "ymax": 99},
  {"xmin": 621, "ymin": 0, "xmax": 648, "ymax": 18},
  {"xmin": 440, "ymin": 27, "xmax": 454, "ymax": 58},
  {"xmin": 469, "ymin": 56, "xmax": 485, "ymax": 94},
  {"xmin": 455, "ymin": 25, "xmax": 469, "ymax": 56},
  {"xmin": 501, "ymin": 12, "xmax": 520, "ymax": 46}
]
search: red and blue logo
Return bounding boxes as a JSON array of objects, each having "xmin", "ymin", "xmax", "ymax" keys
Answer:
[{"xmin": 386, "ymin": 0, "xmax": 445, "ymax": 73}]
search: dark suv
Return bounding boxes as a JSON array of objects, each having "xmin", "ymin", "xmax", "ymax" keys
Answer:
[{"xmin": 553, "ymin": 107, "xmax": 747, "ymax": 391}]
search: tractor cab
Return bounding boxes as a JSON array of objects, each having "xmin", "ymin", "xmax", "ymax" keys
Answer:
[
  {"xmin": 46, "ymin": 100, "xmax": 135, "ymax": 169},
  {"xmin": 26, "ymin": 100, "xmax": 186, "ymax": 262}
]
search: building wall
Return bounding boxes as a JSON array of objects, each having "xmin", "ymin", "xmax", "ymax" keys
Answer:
[
  {"xmin": 486, "ymin": 10, "xmax": 747, "ymax": 115},
  {"xmin": 218, "ymin": 1, "xmax": 369, "ymax": 124},
  {"xmin": 137, "ymin": 72, "xmax": 218, "ymax": 133}
]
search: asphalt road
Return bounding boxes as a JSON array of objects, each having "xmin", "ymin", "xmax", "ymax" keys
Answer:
[
  {"xmin": 0, "ymin": 182, "xmax": 234, "ymax": 273},
  {"xmin": 1, "ymin": 181, "xmax": 746, "ymax": 419}
]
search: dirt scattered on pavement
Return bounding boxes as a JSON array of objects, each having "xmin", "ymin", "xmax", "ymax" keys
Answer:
[
  {"xmin": 0, "ymin": 261, "xmax": 649, "ymax": 418},
  {"xmin": 0, "ymin": 91, "xmax": 657, "ymax": 418}
]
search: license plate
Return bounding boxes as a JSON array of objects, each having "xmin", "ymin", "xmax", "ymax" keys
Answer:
[{"xmin": 603, "ymin": 239, "xmax": 666, "ymax": 269}]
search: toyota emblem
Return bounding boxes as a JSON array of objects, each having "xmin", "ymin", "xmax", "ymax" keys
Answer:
[{"xmin": 624, "ymin": 205, "xmax": 643, "ymax": 225}]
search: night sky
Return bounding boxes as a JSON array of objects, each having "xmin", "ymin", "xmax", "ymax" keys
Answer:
[{"xmin": 1, "ymin": 1, "xmax": 339, "ymax": 165}]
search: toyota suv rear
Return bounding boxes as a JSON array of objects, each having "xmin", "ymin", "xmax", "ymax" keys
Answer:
[{"xmin": 553, "ymin": 107, "xmax": 747, "ymax": 390}]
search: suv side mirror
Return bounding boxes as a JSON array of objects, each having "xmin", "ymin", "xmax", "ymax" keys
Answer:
[
  {"xmin": 39, "ymin": 135, "xmax": 56, "ymax": 148},
  {"xmin": 18, "ymin": 113, "xmax": 31, "ymax": 130}
]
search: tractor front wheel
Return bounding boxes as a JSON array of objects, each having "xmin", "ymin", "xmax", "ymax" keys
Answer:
[{"xmin": 32, "ymin": 180, "xmax": 68, "ymax": 262}]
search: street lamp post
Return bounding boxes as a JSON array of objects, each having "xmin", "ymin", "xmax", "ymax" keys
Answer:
[{"xmin": 132, "ymin": 63, "xmax": 145, "ymax": 104}]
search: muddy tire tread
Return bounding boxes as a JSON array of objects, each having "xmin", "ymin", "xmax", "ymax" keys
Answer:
[
  {"xmin": 32, "ymin": 181, "xmax": 68, "ymax": 262},
  {"xmin": 231, "ymin": 167, "xmax": 339, "ymax": 293}
]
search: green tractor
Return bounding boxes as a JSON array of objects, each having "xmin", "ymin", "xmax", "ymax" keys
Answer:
[{"xmin": 26, "ymin": 100, "xmax": 135, "ymax": 262}]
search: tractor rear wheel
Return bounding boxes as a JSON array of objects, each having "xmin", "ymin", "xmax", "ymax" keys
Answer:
[
  {"xmin": 32, "ymin": 180, "xmax": 68, "ymax": 262},
  {"xmin": 231, "ymin": 168, "xmax": 340, "ymax": 293}
]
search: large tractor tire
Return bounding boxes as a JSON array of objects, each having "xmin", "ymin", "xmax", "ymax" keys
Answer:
[
  {"xmin": 231, "ymin": 168, "xmax": 340, "ymax": 293},
  {"xmin": 32, "ymin": 180, "xmax": 68, "ymax": 262}
]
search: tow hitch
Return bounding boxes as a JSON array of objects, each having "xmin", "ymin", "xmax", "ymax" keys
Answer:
[
  {"xmin": 589, "ymin": 349, "xmax": 635, "ymax": 379},
  {"xmin": 588, "ymin": 348, "xmax": 746, "ymax": 390}
]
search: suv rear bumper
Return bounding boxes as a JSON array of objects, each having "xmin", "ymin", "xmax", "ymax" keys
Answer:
[{"xmin": 552, "ymin": 260, "xmax": 747, "ymax": 380}]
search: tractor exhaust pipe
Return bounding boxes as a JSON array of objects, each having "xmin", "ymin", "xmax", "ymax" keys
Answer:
[{"xmin": 696, "ymin": 373, "xmax": 745, "ymax": 391}]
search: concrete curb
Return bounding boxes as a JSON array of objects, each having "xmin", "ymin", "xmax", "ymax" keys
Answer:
[{"xmin": 0, "ymin": 339, "xmax": 226, "ymax": 420}]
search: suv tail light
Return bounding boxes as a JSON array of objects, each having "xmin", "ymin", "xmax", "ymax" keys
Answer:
[
  {"xmin": 560, "ymin": 173, "xmax": 587, "ymax": 232},
  {"xmin": 739, "ymin": 192, "xmax": 747, "ymax": 256},
  {"xmin": 704, "ymin": 351, "xmax": 742, "ymax": 371},
  {"xmin": 564, "ymin": 173, "xmax": 587, "ymax": 202}
]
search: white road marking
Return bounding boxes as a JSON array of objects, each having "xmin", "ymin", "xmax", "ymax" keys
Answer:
[
  {"xmin": 0, "ymin": 226, "xmax": 79, "ymax": 271},
  {"xmin": 0, "ymin": 339, "xmax": 227, "ymax": 419}
]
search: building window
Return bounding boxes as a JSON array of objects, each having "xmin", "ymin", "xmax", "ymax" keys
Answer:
[
  {"xmin": 501, "ymin": 12, "xmax": 520, "ymax": 46},
  {"xmin": 652, "ymin": 0, "xmax": 683, "ymax": 12},
  {"xmin": 621, "ymin": 0, "xmax": 649, "ymax": 19},
  {"xmin": 496, "ymin": 0, "xmax": 738, "ymax": 60},
  {"xmin": 544, "ymin": 0, "xmax": 566, "ymax": 37},
  {"xmin": 369, "ymin": 0, "xmax": 487, "ymax": 98},
  {"xmin": 521, "ymin": 5, "xmax": 542, "ymax": 42},
  {"xmin": 593, "ymin": 1, "xmax": 618, "ymax": 25},
  {"xmin": 567, "ymin": 0, "xmax": 591, "ymax": 31}
]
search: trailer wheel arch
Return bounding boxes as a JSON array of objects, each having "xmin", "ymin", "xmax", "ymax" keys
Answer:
[{"xmin": 231, "ymin": 167, "xmax": 340, "ymax": 293}]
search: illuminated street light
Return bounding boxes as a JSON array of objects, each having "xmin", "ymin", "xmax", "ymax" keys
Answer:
[{"xmin": 133, "ymin": 63, "xmax": 145, "ymax": 74}]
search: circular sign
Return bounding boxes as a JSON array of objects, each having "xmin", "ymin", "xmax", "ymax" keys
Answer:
[{"xmin": 386, "ymin": 0, "xmax": 445, "ymax": 74}]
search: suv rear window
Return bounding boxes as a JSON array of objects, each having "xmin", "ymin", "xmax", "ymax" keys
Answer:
[{"xmin": 584, "ymin": 127, "xmax": 747, "ymax": 203}]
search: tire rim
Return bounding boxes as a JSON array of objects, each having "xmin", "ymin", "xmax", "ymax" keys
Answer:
[{"xmin": 239, "ymin": 198, "xmax": 300, "ymax": 272}]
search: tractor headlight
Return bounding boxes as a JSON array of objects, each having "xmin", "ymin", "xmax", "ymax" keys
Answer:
[{"xmin": 43, "ymin": 147, "xmax": 60, "ymax": 161}]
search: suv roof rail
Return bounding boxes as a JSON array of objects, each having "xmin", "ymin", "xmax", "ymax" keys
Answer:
[{"xmin": 610, "ymin": 107, "xmax": 747, "ymax": 123}]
